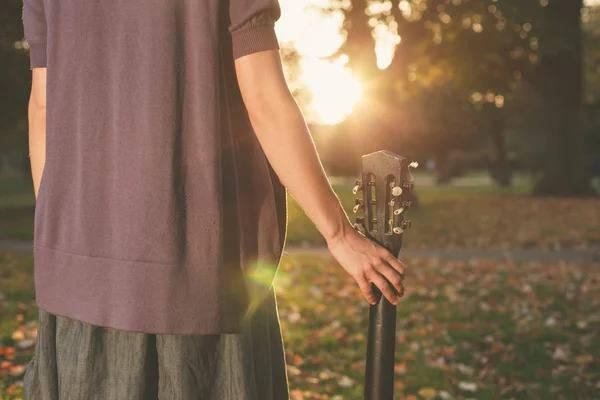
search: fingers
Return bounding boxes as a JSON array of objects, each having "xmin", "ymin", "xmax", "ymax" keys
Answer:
[
  {"xmin": 381, "ymin": 250, "xmax": 406, "ymax": 278},
  {"xmin": 372, "ymin": 259, "xmax": 404, "ymax": 296},
  {"xmin": 355, "ymin": 273, "xmax": 377, "ymax": 305},
  {"xmin": 366, "ymin": 268, "xmax": 400, "ymax": 305},
  {"xmin": 344, "ymin": 237, "xmax": 408, "ymax": 306}
]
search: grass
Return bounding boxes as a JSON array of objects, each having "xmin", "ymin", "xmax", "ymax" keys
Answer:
[
  {"xmin": 286, "ymin": 182, "xmax": 600, "ymax": 251},
  {"xmin": 1, "ymin": 176, "xmax": 599, "ymax": 398},
  {"xmin": 0, "ymin": 180, "xmax": 35, "ymax": 242},
  {"xmin": 0, "ymin": 252, "xmax": 37, "ymax": 399},
  {"xmin": 1, "ymin": 251, "xmax": 599, "ymax": 399},
  {"xmin": 2, "ymin": 177, "xmax": 599, "ymax": 250},
  {"xmin": 274, "ymin": 254, "xmax": 600, "ymax": 399}
]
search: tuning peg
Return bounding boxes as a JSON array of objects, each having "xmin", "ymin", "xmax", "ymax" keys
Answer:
[
  {"xmin": 402, "ymin": 200, "xmax": 412, "ymax": 209},
  {"xmin": 352, "ymin": 179, "xmax": 363, "ymax": 195},
  {"xmin": 393, "ymin": 207, "xmax": 405, "ymax": 216},
  {"xmin": 355, "ymin": 217, "xmax": 365, "ymax": 226},
  {"xmin": 409, "ymin": 161, "xmax": 419, "ymax": 169},
  {"xmin": 393, "ymin": 227, "xmax": 404, "ymax": 235},
  {"xmin": 353, "ymin": 198, "xmax": 364, "ymax": 213},
  {"xmin": 401, "ymin": 220, "xmax": 412, "ymax": 229},
  {"xmin": 402, "ymin": 181, "xmax": 414, "ymax": 190},
  {"xmin": 391, "ymin": 186, "xmax": 403, "ymax": 197}
]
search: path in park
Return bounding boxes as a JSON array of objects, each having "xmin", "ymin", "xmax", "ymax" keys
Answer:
[
  {"xmin": 284, "ymin": 246, "xmax": 600, "ymax": 263},
  {"xmin": 2, "ymin": 239, "xmax": 599, "ymax": 263},
  {"xmin": 328, "ymin": 174, "xmax": 531, "ymax": 188}
]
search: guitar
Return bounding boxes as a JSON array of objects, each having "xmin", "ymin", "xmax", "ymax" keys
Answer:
[{"xmin": 352, "ymin": 150, "xmax": 417, "ymax": 400}]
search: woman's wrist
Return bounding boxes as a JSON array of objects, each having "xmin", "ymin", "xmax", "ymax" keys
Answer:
[{"xmin": 322, "ymin": 205, "xmax": 353, "ymax": 246}]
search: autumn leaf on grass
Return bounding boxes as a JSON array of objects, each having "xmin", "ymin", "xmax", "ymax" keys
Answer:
[
  {"xmin": 418, "ymin": 387, "xmax": 438, "ymax": 399},
  {"xmin": 9, "ymin": 364, "xmax": 26, "ymax": 377},
  {"xmin": 337, "ymin": 375, "xmax": 354, "ymax": 388},
  {"xmin": 395, "ymin": 362, "xmax": 407, "ymax": 375},
  {"xmin": 458, "ymin": 381, "xmax": 478, "ymax": 392}
]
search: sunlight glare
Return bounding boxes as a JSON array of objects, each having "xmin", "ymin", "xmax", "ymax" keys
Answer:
[
  {"xmin": 301, "ymin": 57, "xmax": 364, "ymax": 125},
  {"xmin": 277, "ymin": 1, "xmax": 344, "ymax": 58}
]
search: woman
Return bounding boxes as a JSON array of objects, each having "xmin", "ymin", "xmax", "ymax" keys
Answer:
[{"xmin": 21, "ymin": 0, "xmax": 407, "ymax": 397}]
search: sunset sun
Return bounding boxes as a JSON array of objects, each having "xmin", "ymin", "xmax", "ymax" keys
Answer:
[{"xmin": 301, "ymin": 57, "xmax": 364, "ymax": 125}]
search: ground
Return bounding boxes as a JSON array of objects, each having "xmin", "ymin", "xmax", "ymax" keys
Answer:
[{"xmin": 0, "ymin": 176, "xmax": 599, "ymax": 399}]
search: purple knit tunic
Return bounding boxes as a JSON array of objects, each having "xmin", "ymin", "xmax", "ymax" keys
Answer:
[{"xmin": 22, "ymin": 0, "xmax": 287, "ymax": 334}]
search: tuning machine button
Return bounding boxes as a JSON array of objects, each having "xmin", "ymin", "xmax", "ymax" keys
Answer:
[
  {"xmin": 401, "ymin": 220, "xmax": 412, "ymax": 229},
  {"xmin": 409, "ymin": 161, "xmax": 419, "ymax": 169},
  {"xmin": 393, "ymin": 207, "xmax": 405, "ymax": 216},
  {"xmin": 354, "ymin": 219, "xmax": 366, "ymax": 233},
  {"xmin": 353, "ymin": 179, "xmax": 363, "ymax": 195},
  {"xmin": 393, "ymin": 227, "xmax": 404, "ymax": 235},
  {"xmin": 353, "ymin": 198, "xmax": 364, "ymax": 213},
  {"xmin": 391, "ymin": 186, "xmax": 403, "ymax": 197}
]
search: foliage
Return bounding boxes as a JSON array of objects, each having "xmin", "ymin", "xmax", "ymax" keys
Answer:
[
  {"xmin": 584, "ymin": 5, "xmax": 600, "ymax": 103},
  {"xmin": 316, "ymin": 0, "xmax": 599, "ymax": 194}
]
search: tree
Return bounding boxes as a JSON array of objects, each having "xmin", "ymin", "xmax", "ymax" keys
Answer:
[
  {"xmin": 0, "ymin": 0, "xmax": 31, "ymax": 172},
  {"xmin": 323, "ymin": 0, "xmax": 597, "ymax": 195},
  {"xmin": 532, "ymin": 0, "xmax": 596, "ymax": 196}
]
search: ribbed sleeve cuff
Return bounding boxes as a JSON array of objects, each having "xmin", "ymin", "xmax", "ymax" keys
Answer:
[
  {"xmin": 28, "ymin": 41, "xmax": 47, "ymax": 69},
  {"xmin": 231, "ymin": 21, "xmax": 279, "ymax": 60}
]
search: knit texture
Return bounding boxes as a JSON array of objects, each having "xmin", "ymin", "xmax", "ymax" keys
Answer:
[{"xmin": 22, "ymin": 0, "xmax": 287, "ymax": 334}]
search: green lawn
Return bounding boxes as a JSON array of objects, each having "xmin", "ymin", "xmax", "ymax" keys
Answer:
[
  {"xmin": 287, "ymin": 183, "xmax": 600, "ymax": 251},
  {"xmin": 1, "ymin": 177, "xmax": 600, "ymax": 398},
  {"xmin": 0, "ymin": 252, "xmax": 37, "ymax": 399},
  {"xmin": 0, "ymin": 180, "xmax": 35, "ymax": 241},
  {"xmin": 274, "ymin": 254, "xmax": 600, "ymax": 399},
  {"xmin": 2, "ymin": 177, "xmax": 599, "ymax": 250},
  {"xmin": 1, "ymin": 252, "xmax": 599, "ymax": 399},
  {"xmin": 4, "ymin": 177, "xmax": 599, "ymax": 250}
]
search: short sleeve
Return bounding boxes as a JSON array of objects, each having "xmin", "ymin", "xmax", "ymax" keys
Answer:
[
  {"xmin": 22, "ymin": 0, "xmax": 47, "ymax": 69},
  {"xmin": 229, "ymin": 0, "xmax": 281, "ymax": 60}
]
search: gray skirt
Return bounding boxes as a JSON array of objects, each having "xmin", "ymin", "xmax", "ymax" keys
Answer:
[{"xmin": 23, "ymin": 284, "xmax": 290, "ymax": 400}]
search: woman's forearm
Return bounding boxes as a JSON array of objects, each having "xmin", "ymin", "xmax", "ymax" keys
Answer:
[
  {"xmin": 248, "ymin": 91, "xmax": 350, "ymax": 242},
  {"xmin": 28, "ymin": 110, "xmax": 46, "ymax": 200},
  {"xmin": 28, "ymin": 69, "xmax": 47, "ymax": 200},
  {"xmin": 235, "ymin": 51, "xmax": 352, "ymax": 243}
]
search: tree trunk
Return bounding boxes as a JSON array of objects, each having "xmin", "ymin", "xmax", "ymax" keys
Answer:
[
  {"xmin": 485, "ymin": 105, "xmax": 512, "ymax": 187},
  {"xmin": 342, "ymin": 0, "xmax": 379, "ymax": 84},
  {"xmin": 534, "ymin": 0, "xmax": 596, "ymax": 197}
]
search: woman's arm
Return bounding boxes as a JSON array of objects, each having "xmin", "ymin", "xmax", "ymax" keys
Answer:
[
  {"xmin": 28, "ymin": 68, "xmax": 47, "ymax": 200},
  {"xmin": 234, "ymin": 50, "xmax": 406, "ymax": 305},
  {"xmin": 23, "ymin": 0, "xmax": 48, "ymax": 200}
]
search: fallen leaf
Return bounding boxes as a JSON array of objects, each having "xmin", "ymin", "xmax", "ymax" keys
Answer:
[
  {"xmin": 418, "ymin": 387, "xmax": 438, "ymax": 399},
  {"xmin": 458, "ymin": 381, "xmax": 478, "ymax": 392}
]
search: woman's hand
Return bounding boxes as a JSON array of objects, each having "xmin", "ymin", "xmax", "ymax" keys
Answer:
[{"xmin": 326, "ymin": 221, "xmax": 406, "ymax": 306}]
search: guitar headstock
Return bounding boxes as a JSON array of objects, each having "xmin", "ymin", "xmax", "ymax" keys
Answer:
[{"xmin": 353, "ymin": 150, "xmax": 417, "ymax": 257}]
